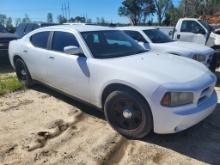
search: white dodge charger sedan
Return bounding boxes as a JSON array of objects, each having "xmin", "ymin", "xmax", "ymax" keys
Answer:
[{"xmin": 9, "ymin": 25, "xmax": 217, "ymax": 139}]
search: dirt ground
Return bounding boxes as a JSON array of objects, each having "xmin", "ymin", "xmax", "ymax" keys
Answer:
[{"xmin": 0, "ymin": 73, "xmax": 220, "ymax": 164}]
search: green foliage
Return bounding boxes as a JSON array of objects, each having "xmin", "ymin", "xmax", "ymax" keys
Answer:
[
  {"xmin": 57, "ymin": 15, "xmax": 67, "ymax": 24},
  {"xmin": 0, "ymin": 76, "xmax": 24, "ymax": 96},
  {"xmin": 153, "ymin": 0, "xmax": 173, "ymax": 25},
  {"xmin": 47, "ymin": 13, "xmax": 53, "ymax": 23},
  {"xmin": 22, "ymin": 14, "xmax": 31, "ymax": 23},
  {"xmin": 0, "ymin": 14, "xmax": 7, "ymax": 26},
  {"xmin": 118, "ymin": 0, "xmax": 155, "ymax": 25}
]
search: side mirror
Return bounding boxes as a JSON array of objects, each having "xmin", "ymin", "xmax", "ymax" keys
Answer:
[
  {"xmin": 64, "ymin": 45, "xmax": 83, "ymax": 55},
  {"xmin": 138, "ymin": 41, "xmax": 150, "ymax": 50}
]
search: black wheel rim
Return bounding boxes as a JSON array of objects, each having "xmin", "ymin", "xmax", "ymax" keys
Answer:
[
  {"xmin": 16, "ymin": 62, "xmax": 28, "ymax": 81},
  {"xmin": 110, "ymin": 98, "xmax": 143, "ymax": 130}
]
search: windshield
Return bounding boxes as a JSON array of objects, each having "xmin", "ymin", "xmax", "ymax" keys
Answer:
[
  {"xmin": 0, "ymin": 24, "xmax": 7, "ymax": 33},
  {"xmin": 199, "ymin": 20, "xmax": 212, "ymax": 32},
  {"xmin": 143, "ymin": 29, "xmax": 173, "ymax": 43},
  {"xmin": 81, "ymin": 30, "xmax": 147, "ymax": 58}
]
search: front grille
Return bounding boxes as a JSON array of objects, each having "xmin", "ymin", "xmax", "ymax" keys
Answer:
[{"xmin": 198, "ymin": 85, "xmax": 214, "ymax": 105}]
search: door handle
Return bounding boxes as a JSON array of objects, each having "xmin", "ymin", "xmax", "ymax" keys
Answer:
[
  {"xmin": 49, "ymin": 56, "xmax": 55, "ymax": 60},
  {"xmin": 177, "ymin": 34, "xmax": 181, "ymax": 39},
  {"xmin": 23, "ymin": 50, "xmax": 28, "ymax": 53}
]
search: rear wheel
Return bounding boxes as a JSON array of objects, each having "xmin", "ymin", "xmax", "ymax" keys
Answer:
[
  {"xmin": 15, "ymin": 58, "xmax": 33, "ymax": 87},
  {"xmin": 104, "ymin": 90, "xmax": 153, "ymax": 139}
]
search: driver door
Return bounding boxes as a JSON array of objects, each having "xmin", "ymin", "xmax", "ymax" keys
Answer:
[
  {"xmin": 46, "ymin": 31, "xmax": 90, "ymax": 101},
  {"xmin": 176, "ymin": 20, "xmax": 207, "ymax": 45}
]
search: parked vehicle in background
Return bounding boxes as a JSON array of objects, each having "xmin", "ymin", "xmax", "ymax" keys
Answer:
[
  {"xmin": 63, "ymin": 22, "xmax": 96, "ymax": 26},
  {"xmin": 119, "ymin": 26, "xmax": 214, "ymax": 69},
  {"xmin": 173, "ymin": 18, "xmax": 220, "ymax": 70},
  {"xmin": 15, "ymin": 23, "xmax": 59, "ymax": 38},
  {"xmin": 0, "ymin": 24, "xmax": 17, "ymax": 60},
  {"xmin": 9, "ymin": 25, "xmax": 217, "ymax": 139}
]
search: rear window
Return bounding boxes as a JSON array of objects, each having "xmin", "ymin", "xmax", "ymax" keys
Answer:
[
  {"xmin": 16, "ymin": 24, "xmax": 26, "ymax": 38},
  {"xmin": 30, "ymin": 31, "xmax": 49, "ymax": 49},
  {"xmin": 0, "ymin": 25, "xmax": 7, "ymax": 33}
]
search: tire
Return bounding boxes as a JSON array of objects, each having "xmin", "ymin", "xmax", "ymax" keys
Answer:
[
  {"xmin": 15, "ymin": 58, "xmax": 33, "ymax": 88},
  {"xmin": 104, "ymin": 90, "xmax": 153, "ymax": 139}
]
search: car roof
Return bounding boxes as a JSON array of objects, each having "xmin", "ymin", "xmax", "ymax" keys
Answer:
[
  {"xmin": 39, "ymin": 25, "xmax": 116, "ymax": 32},
  {"xmin": 118, "ymin": 26, "xmax": 157, "ymax": 31},
  {"xmin": 179, "ymin": 18, "xmax": 201, "ymax": 21}
]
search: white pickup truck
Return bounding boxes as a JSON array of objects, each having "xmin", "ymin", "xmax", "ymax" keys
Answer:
[{"xmin": 170, "ymin": 18, "xmax": 220, "ymax": 70}]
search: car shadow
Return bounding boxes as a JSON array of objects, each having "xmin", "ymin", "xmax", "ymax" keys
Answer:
[
  {"xmin": 32, "ymin": 84, "xmax": 105, "ymax": 120},
  {"xmin": 32, "ymin": 84, "xmax": 220, "ymax": 164},
  {"xmin": 142, "ymin": 103, "xmax": 220, "ymax": 164},
  {"xmin": 0, "ymin": 57, "xmax": 13, "ymax": 74}
]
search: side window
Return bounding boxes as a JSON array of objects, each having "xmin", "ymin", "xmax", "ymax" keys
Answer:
[
  {"xmin": 124, "ymin": 30, "xmax": 147, "ymax": 43},
  {"xmin": 30, "ymin": 31, "xmax": 49, "ymax": 49},
  {"xmin": 52, "ymin": 31, "xmax": 80, "ymax": 53},
  {"xmin": 181, "ymin": 21, "xmax": 205, "ymax": 34}
]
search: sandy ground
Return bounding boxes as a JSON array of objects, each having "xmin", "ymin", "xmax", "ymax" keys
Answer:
[{"xmin": 0, "ymin": 79, "xmax": 220, "ymax": 164}]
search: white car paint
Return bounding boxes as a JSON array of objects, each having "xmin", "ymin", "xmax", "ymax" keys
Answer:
[
  {"xmin": 174, "ymin": 18, "xmax": 220, "ymax": 48},
  {"xmin": 118, "ymin": 26, "xmax": 214, "ymax": 67},
  {"xmin": 9, "ymin": 25, "xmax": 217, "ymax": 134}
]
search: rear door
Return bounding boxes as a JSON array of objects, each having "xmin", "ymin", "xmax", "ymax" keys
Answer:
[
  {"xmin": 46, "ymin": 31, "xmax": 90, "ymax": 101},
  {"xmin": 25, "ymin": 31, "xmax": 50, "ymax": 82}
]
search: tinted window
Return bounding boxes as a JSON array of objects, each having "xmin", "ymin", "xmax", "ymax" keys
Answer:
[
  {"xmin": 124, "ymin": 30, "xmax": 147, "ymax": 43},
  {"xmin": 25, "ymin": 24, "xmax": 33, "ymax": 33},
  {"xmin": 16, "ymin": 24, "xmax": 26, "ymax": 38},
  {"xmin": 25, "ymin": 24, "xmax": 39, "ymax": 34},
  {"xmin": 52, "ymin": 31, "xmax": 79, "ymax": 52},
  {"xmin": 181, "ymin": 21, "xmax": 205, "ymax": 34},
  {"xmin": 30, "ymin": 31, "xmax": 49, "ymax": 49},
  {"xmin": 81, "ymin": 30, "xmax": 147, "ymax": 58},
  {"xmin": 0, "ymin": 25, "xmax": 7, "ymax": 33},
  {"xmin": 143, "ymin": 29, "xmax": 173, "ymax": 43}
]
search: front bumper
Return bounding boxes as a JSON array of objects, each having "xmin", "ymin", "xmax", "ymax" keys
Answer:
[
  {"xmin": 155, "ymin": 91, "xmax": 217, "ymax": 134},
  {"xmin": 150, "ymin": 73, "xmax": 217, "ymax": 134}
]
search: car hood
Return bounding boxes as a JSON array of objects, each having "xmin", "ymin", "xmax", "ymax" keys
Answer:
[
  {"xmin": 150, "ymin": 41, "xmax": 213, "ymax": 57},
  {"xmin": 106, "ymin": 51, "xmax": 210, "ymax": 84}
]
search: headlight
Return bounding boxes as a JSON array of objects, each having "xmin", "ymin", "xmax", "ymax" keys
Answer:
[
  {"xmin": 192, "ymin": 55, "xmax": 206, "ymax": 62},
  {"xmin": 161, "ymin": 92, "xmax": 193, "ymax": 107}
]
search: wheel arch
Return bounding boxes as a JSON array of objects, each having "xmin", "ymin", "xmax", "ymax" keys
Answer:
[{"xmin": 101, "ymin": 83, "xmax": 151, "ymax": 110}]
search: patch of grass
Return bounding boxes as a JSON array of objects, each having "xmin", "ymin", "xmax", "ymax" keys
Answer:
[{"xmin": 0, "ymin": 76, "xmax": 25, "ymax": 95}]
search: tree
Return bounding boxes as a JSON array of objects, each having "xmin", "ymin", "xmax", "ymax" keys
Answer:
[
  {"xmin": 6, "ymin": 17, "xmax": 14, "ymax": 32},
  {"xmin": 22, "ymin": 14, "xmax": 31, "ymax": 23},
  {"xmin": 57, "ymin": 15, "xmax": 67, "ymax": 24},
  {"xmin": 15, "ymin": 18, "xmax": 22, "ymax": 26},
  {"xmin": 47, "ymin": 13, "xmax": 53, "ymax": 23},
  {"xmin": 163, "ymin": 4, "xmax": 180, "ymax": 25},
  {"xmin": 0, "ymin": 14, "xmax": 7, "ymax": 26},
  {"xmin": 118, "ymin": 0, "xmax": 155, "ymax": 25},
  {"xmin": 153, "ymin": 0, "xmax": 173, "ymax": 25},
  {"xmin": 74, "ymin": 16, "xmax": 86, "ymax": 23}
]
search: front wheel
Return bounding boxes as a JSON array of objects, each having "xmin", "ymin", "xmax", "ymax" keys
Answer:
[
  {"xmin": 104, "ymin": 90, "xmax": 153, "ymax": 139},
  {"xmin": 15, "ymin": 58, "xmax": 33, "ymax": 87}
]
